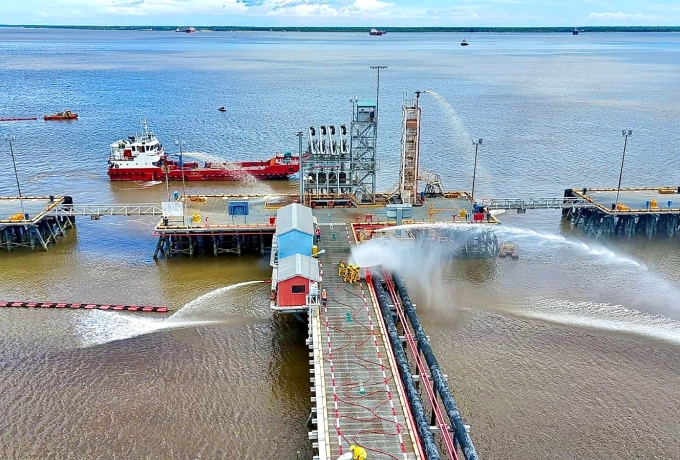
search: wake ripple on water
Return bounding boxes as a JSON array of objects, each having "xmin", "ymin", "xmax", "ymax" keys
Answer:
[{"xmin": 513, "ymin": 298, "xmax": 680, "ymax": 346}]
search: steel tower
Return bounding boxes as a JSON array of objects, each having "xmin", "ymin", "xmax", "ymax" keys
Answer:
[{"xmin": 301, "ymin": 100, "xmax": 378, "ymax": 204}]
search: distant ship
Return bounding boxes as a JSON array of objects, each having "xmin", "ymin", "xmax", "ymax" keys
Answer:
[
  {"xmin": 461, "ymin": 38, "xmax": 469, "ymax": 46},
  {"xmin": 573, "ymin": 28, "xmax": 579, "ymax": 35},
  {"xmin": 176, "ymin": 27, "xmax": 195, "ymax": 33},
  {"xmin": 369, "ymin": 29, "xmax": 386, "ymax": 36}
]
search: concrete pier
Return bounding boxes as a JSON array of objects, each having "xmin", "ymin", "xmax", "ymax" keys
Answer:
[{"xmin": 308, "ymin": 221, "xmax": 421, "ymax": 460}]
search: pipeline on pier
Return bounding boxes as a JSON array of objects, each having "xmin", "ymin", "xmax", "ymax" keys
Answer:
[
  {"xmin": 371, "ymin": 271, "xmax": 442, "ymax": 460},
  {"xmin": 392, "ymin": 273, "xmax": 479, "ymax": 460},
  {"xmin": 369, "ymin": 268, "xmax": 479, "ymax": 460}
]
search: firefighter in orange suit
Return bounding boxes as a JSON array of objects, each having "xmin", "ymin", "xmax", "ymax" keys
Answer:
[{"xmin": 321, "ymin": 289, "xmax": 328, "ymax": 307}]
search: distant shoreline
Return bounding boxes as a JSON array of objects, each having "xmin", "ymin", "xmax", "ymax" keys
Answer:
[{"xmin": 1, "ymin": 25, "xmax": 680, "ymax": 33}]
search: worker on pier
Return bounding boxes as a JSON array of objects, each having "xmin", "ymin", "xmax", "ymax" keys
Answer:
[
  {"xmin": 350, "ymin": 444, "xmax": 367, "ymax": 460},
  {"xmin": 321, "ymin": 289, "xmax": 327, "ymax": 307},
  {"xmin": 344, "ymin": 264, "xmax": 359, "ymax": 284},
  {"xmin": 342, "ymin": 265, "xmax": 352, "ymax": 284},
  {"xmin": 315, "ymin": 227, "xmax": 322, "ymax": 243},
  {"xmin": 338, "ymin": 260, "xmax": 347, "ymax": 277}
]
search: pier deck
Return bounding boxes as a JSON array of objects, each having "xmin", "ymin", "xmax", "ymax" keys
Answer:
[
  {"xmin": 310, "ymin": 220, "xmax": 420, "ymax": 460},
  {"xmin": 0, "ymin": 196, "xmax": 73, "ymax": 252},
  {"xmin": 160, "ymin": 193, "xmax": 486, "ymax": 231},
  {"xmin": 574, "ymin": 187, "xmax": 680, "ymax": 213},
  {"xmin": 0, "ymin": 196, "xmax": 63, "ymax": 224}
]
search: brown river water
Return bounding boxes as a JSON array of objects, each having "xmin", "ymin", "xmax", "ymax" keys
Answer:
[{"xmin": 1, "ymin": 29, "xmax": 680, "ymax": 459}]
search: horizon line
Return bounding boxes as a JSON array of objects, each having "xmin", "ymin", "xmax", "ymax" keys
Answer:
[{"xmin": 2, "ymin": 25, "xmax": 680, "ymax": 31}]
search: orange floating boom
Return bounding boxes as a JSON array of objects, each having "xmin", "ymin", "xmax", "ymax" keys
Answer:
[
  {"xmin": 0, "ymin": 117, "xmax": 38, "ymax": 122},
  {"xmin": 0, "ymin": 301, "xmax": 169, "ymax": 313}
]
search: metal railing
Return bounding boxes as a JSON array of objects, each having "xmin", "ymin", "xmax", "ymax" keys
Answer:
[
  {"xmin": 482, "ymin": 197, "xmax": 593, "ymax": 210},
  {"xmin": 48, "ymin": 203, "xmax": 163, "ymax": 217}
]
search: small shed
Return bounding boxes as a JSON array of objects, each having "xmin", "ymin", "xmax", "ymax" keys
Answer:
[
  {"xmin": 356, "ymin": 102, "xmax": 376, "ymax": 122},
  {"xmin": 276, "ymin": 254, "xmax": 321, "ymax": 308},
  {"xmin": 276, "ymin": 203, "xmax": 314, "ymax": 259}
]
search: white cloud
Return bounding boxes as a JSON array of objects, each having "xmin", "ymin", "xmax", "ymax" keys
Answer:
[
  {"xmin": 347, "ymin": 0, "xmax": 392, "ymax": 11},
  {"xmin": 588, "ymin": 11, "xmax": 654, "ymax": 20},
  {"xmin": 267, "ymin": 3, "xmax": 339, "ymax": 16}
]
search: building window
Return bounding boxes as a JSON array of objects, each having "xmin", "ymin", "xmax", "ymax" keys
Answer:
[{"xmin": 291, "ymin": 285, "xmax": 305, "ymax": 294}]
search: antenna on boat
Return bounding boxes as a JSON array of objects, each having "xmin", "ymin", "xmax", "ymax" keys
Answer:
[{"xmin": 140, "ymin": 118, "xmax": 151, "ymax": 138}]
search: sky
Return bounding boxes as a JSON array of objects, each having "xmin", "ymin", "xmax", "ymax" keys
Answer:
[{"xmin": 1, "ymin": 0, "xmax": 679, "ymax": 27}]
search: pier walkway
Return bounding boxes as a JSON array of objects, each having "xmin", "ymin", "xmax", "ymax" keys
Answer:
[
  {"xmin": 310, "ymin": 221, "xmax": 421, "ymax": 460},
  {"xmin": 49, "ymin": 203, "xmax": 163, "ymax": 217}
]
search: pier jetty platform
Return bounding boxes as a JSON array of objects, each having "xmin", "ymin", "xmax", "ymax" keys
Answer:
[
  {"xmin": 269, "ymin": 201, "xmax": 480, "ymax": 459},
  {"xmin": 0, "ymin": 196, "xmax": 74, "ymax": 252},
  {"xmin": 564, "ymin": 187, "xmax": 680, "ymax": 238}
]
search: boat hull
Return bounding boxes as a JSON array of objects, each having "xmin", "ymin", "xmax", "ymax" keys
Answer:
[
  {"xmin": 44, "ymin": 115, "xmax": 78, "ymax": 120},
  {"xmin": 108, "ymin": 164, "xmax": 298, "ymax": 181}
]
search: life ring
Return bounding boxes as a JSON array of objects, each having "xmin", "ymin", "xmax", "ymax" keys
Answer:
[
  {"xmin": 114, "ymin": 164, "xmax": 119, "ymax": 168},
  {"xmin": 328, "ymin": 200, "xmax": 335, "ymax": 208}
]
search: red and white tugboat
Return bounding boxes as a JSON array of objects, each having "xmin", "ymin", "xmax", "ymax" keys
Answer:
[{"xmin": 107, "ymin": 120, "xmax": 300, "ymax": 181}]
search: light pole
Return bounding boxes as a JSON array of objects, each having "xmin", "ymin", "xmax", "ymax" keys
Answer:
[
  {"xmin": 369, "ymin": 65, "xmax": 387, "ymax": 122},
  {"xmin": 614, "ymin": 129, "xmax": 633, "ymax": 210},
  {"xmin": 296, "ymin": 131, "xmax": 304, "ymax": 202},
  {"xmin": 175, "ymin": 139, "xmax": 187, "ymax": 224},
  {"xmin": 5, "ymin": 135, "xmax": 27, "ymax": 222},
  {"xmin": 350, "ymin": 97, "xmax": 358, "ymax": 121},
  {"xmin": 471, "ymin": 139, "xmax": 482, "ymax": 218},
  {"xmin": 163, "ymin": 151, "xmax": 170, "ymax": 202}
]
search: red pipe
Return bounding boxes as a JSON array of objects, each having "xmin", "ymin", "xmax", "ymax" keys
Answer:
[{"xmin": 383, "ymin": 271, "xmax": 460, "ymax": 460}]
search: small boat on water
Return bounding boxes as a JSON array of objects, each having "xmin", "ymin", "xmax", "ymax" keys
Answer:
[
  {"xmin": 218, "ymin": 106, "xmax": 226, "ymax": 112},
  {"xmin": 461, "ymin": 38, "xmax": 469, "ymax": 46},
  {"xmin": 44, "ymin": 110, "xmax": 77, "ymax": 121},
  {"xmin": 369, "ymin": 29, "xmax": 386, "ymax": 36},
  {"xmin": 572, "ymin": 28, "xmax": 579, "ymax": 35}
]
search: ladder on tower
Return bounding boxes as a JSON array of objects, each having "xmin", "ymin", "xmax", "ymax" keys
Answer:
[{"xmin": 399, "ymin": 95, "xmax": 421, "ymax": 205}]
